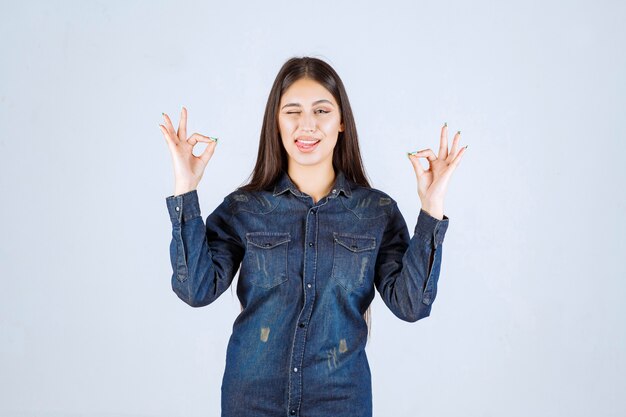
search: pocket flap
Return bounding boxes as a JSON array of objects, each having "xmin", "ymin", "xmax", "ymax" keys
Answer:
[
  {"xmin": 333, "ymin": 232, "xmax": 376, "ymax": 252},
  {"xmin": 246, "ymin": 232, "xmax": 291, "ymax": 249}
]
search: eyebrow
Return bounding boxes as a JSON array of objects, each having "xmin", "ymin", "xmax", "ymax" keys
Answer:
[{"xmin": 281, "ymin": 99, "xmax": 334, "ymax": 110}]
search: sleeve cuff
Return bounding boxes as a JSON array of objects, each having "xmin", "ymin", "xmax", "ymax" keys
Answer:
[
  {"xmin": 415, "ymin": 208, "xmax": 450, "ymax": 247},
  {"xmin": 165, "ymin": 189, "xmax": 202, "ymax": 225}
]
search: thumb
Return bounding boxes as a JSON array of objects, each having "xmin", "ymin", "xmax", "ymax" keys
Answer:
[
  {"xmin": 199, "ymin": 139, "xmax": 217, "ymax": 165},
  {"xmin": 408, "ymin": 153, "xmax": 426, "ymax": 178}
]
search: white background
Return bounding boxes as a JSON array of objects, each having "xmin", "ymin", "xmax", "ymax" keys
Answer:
[{"xmin": 1, "ymin": 0, "xmax": 624, "ymax": 416}]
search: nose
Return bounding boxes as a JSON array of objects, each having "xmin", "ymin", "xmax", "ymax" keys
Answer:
[{"xmin": 300, "ymin": 112, "xmax": 316, "ymax": 133}]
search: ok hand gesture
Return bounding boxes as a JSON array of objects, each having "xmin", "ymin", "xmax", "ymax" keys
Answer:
[
  {"xmin": 407, "ymin": 123, "xmax": 467, "ymax": 220},
  {"xmin": 159, "ymin": 106, "xmax": 219, "ymax": 196}
]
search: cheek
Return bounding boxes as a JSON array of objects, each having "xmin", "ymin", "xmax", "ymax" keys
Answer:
[
  {"xmin": 278, "ymin": 120, "xmax": 295, "ymax": 148},
  {"xmin": 320, "ymin": 116, "xmax": 342, "ymax": 132},
  {"xmin": 278, "ymin": 117, "xmax": 297, "ymax": 131}
]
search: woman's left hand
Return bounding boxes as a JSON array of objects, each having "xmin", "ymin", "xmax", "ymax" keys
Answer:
[{"xmin": 407, "ymin": 123, "xmax": 468, "ymax": 220}]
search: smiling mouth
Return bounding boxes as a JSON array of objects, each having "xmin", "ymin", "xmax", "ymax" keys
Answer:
[{"xmin": 295, "ymin": 138, "xmax": 321, "ymax": 151}]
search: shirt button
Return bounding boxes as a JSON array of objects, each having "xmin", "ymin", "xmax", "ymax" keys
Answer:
[
  {"xmin": 307, "ymin": 283, "xmax": 312, "ymax": 288},
  {"xmin": 290, "ymin": 410, "xmax": 296, "ymax": 415},
  {"xmin": 175, "ymin": 206, "xmax": 180, "ymax": 211},
  {"xmin": 332, "ymin": 189, "xmax": 337, "ymax": 193},
  {"xmin": 308, "ymin": 242, "xmax": 314, "ymax": 247},
  {"xmin": 299, "ymin": 322, "xmax": 305, "ymax": 328},
  {"xmin": 293, "ymin": 367, "xmax": 298, "ymax": 372}
]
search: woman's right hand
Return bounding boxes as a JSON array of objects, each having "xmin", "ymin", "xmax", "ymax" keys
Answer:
[{"xmin": 159, "ymin": 106, "xmax": 218, "ymax": 196}]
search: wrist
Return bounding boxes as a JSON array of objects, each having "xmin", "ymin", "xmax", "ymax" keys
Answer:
[
  {"xmin": 421, "ymin": 204, "xmax": 444, "ymax": 220},
  {"xmin": 174, "ymin": 185, "xmax": 197, "ymax": 196}
]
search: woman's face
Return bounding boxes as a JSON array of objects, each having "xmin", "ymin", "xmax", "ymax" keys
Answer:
[{"xmin": 278, "ymin": 77, "xmax": 344, "ymax": 169}]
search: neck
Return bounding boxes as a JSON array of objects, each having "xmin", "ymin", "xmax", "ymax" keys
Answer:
[{"xmin": 287, "ymin": 163, "xmax": 336, "ymax": 203}]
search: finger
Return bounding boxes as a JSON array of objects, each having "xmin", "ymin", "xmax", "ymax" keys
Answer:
[
  {"xmin": 162, "ymin": 112, "xmax": 179, "ymax": 142},
  {"xmin": 447, "ymin": 131, "xmax": 461, "ymax": 163},
  {"xmin": 438, "ymin": 122, "xmax": 449, "ymax": 160},
  {"xmin": 187, "ymin": 133, "xmax": 218, "ymax": 146},
  {"xmin": 411, "ymin": 148, "xmax": 437, "ymax": 162},
  {"xmin": 159, "ymin": 124, "xmax": 176, "ymax": 146},
  {"xmin": 449, "ymin": 144, "xmax": 468, "ymax": 170},
  {"xmin": 177, "ymin": 106, "xmax": 187, "ymax": 142}
]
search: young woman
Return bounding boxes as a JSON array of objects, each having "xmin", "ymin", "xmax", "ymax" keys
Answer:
[{"xmin": 160, "ymin": 56, "xmax": 467, "ymax": 417}]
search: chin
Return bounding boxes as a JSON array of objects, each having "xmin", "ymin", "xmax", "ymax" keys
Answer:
[
  {"xmin": 289, "ymin": 151, "xmax": 332, "ymax": 166},
  {"xmin": 291, "ymin": 156, "xmax": 322, "ymax": 166}
]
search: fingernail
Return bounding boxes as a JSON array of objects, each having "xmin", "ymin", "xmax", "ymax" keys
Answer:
[
  {"xmin": 407, "ymin": 151, "xmax": 418, "ymax": 155},
  {"xmin": 458, "ymin": 130, "xmax": 461, "ymax": 135},
  {"xmin": 444, "ymin": 122, "xmax": 447, "ymax": 127},
  {"xmin": 209, "ymin": 136, "xmax": 219, "ymax": 142},
  {"xmin": 162, "ymin": 112, "xmax": 165, "ymax": 116},
  {"xmin": 465, "ymin": 145, "xmax": 468, "ymax": 149}
]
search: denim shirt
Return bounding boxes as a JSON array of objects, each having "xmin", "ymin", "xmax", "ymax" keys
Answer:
[{"xmin": 165, "ymin": 169, "xmax": 449, "ymax": 417}]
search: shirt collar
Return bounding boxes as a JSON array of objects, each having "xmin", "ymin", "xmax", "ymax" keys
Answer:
[{"xmin": 272, "ymin": 169, "xmax": 352, "ymax": 198}]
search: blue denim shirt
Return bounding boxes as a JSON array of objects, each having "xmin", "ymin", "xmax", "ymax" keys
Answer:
[{"xmin": 165, "ymin": 169, "xmax": 449, "ymax": 417}]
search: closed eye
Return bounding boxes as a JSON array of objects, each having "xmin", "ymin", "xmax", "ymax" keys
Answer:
[{"xmin": 286, "ymin": 109, "xmax": 330, "ymax": 114}]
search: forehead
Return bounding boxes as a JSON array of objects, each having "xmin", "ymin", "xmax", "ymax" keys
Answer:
[{"xmin": 280, "ymin": 78, "xmax": 337, "ymax": 105}]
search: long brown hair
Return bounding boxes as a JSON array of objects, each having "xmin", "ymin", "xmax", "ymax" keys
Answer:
[{"xmin": 236, "ymin": 56, "xmax": 374, "ymax": 341}]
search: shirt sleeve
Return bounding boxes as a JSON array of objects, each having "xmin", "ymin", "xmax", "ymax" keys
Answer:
[
  {"xmin": 374, "ymin": 203, "xmax": 450, "ymax": 322},
  {"xmin": 165, "ymin": 189, "xmax": 245, "ymax": 307}
]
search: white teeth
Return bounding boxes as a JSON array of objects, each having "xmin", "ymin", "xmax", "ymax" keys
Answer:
[{"xmin": 296, "ymin": 140, "xmax": 320, "ymax": 144}]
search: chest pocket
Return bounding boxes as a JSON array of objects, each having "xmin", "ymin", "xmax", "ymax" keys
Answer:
[
  {"xmin": 244, "ymin": 232, "xmax": 291, "ymax": 289},
  {"xmin": 331, "ymin": 232, "xmax": 377, "ymax": 293}
]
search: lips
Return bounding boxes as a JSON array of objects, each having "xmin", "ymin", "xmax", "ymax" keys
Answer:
[
  {"xmin": 295, "ymin": 138, "xmax": 321, "ymax": 152},
  {"xmin": 294, "ymin": 137, "xmax": 321, "ymax": 143}
]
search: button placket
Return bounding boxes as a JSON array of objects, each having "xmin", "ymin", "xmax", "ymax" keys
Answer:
[
  {"xmin": 433, "ymin": 223, "xmax": 441, "ymax": 249},
  {"xmin": 287, "ymin": 200, "xmax": 328, "ymax": 415},
  {"xmin": 173, "ymin": 195, "xmax": 187, "ymax": 281},
  {"xmin": 175, "ymin": 195, "xmax": 183, "ymax": 222}
]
